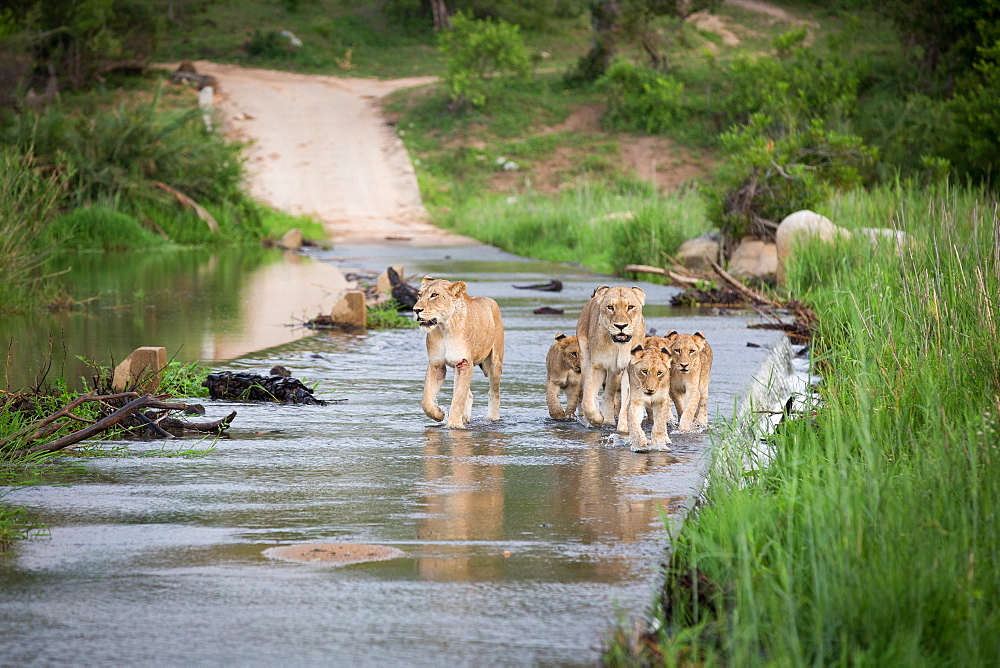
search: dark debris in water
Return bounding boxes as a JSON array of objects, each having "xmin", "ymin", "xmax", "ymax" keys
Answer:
[{"xmin": 202, "ymin": 371, "xmax": 330, "ymax": 405}]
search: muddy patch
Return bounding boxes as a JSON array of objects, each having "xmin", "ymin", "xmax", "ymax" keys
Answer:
[{"xmin": 264, "ymin": 543, "xmax": 407, "ymax": 565}]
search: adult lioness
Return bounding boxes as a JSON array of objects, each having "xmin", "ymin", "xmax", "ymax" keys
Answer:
[
  {"xmin": 413, "ymin": 277, "xmax": 504, "ymax": 428},
  {"xmin": 664, "ymin": 330, "xmax": 713, "ymax": 431},
  {"xmin": 545, "ymin": 333, "xmax": 582, "ymax": 420},
  {"xmin": 625, "ymin": 342, "xmax": 673, "ymax": 452},
  {"xmin": 576, "ymin": 285, "xmax": 646, "ymax": 427}
]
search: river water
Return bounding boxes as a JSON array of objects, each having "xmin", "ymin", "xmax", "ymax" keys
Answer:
[{"xmin": 0, "ymin": 244, "xmax": 789, "ymax": 666}]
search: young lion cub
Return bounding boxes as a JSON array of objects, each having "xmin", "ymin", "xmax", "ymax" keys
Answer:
[
  {"xmin": 545, "ymin": 333, "xmax": 582, "ymax": 420},
  {"xmin": 413, "ymin": 277, "xmax": 504, "ymax": 428},
  {"xmin": 625, "ymin": 340, "xmax": 673, "ymax": 452},
  {"xmin": 664, "ymin": 330, "xmax": 713, "ymax": 431}
]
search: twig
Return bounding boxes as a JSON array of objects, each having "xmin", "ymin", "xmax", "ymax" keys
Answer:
[
  {"xmin": 624, "ymin": 264, "xmax": 702, "ymax": 286},
  {"xmin": 0, "ymin": 392, "xmax": 138, "ymax": 449}
]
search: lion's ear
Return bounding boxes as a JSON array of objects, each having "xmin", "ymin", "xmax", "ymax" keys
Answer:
[
  {"xmin": 630, "ymin": 287, "xmax": 646, "ymax": 305},
  {"xmin": 420, "ymin": 275, "xmax": 434, "ymax": 287},
  {"xmin": 660, "ymin": 347, "xmax": 669, "ymax": 355},
  {"xmin": 554, "ymin": 332, "xmax": 566, "ymax": 340},
  {"xmin": 665, "ymin": 330, "xmax": 678, "ymax": 340},
  {"xmin": 693, "ymin": 331, "xmax": 707, "ymax": 341},
  {"xmin": 631, "ymin": 344, "xmax": 644, "ymax": 356},
  {"xmin": 449, "ymin": 281, "xmax": 468, "ymax": 297},
  {"xmin": 591, "ymin": 285, "xmax": 610, "ymax": 298}
]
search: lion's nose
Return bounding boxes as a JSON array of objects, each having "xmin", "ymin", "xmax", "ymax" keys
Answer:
[
  {"xmin": 614, "ymin": 323, "xmax": 627, "ymax": 331},
  {"xmin": 413, "ymin": 308, "xmax": 423, "ymax": 315}
]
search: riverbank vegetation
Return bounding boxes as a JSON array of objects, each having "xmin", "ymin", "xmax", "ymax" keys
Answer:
[{"xmin": 604, "ymin": 182, "xmax": 1000, "ymax": 665}]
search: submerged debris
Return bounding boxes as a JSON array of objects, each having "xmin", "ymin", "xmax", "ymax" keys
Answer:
[
  {"xmin": 202, "ymin": 371, "xmax": 329, "ymax": 405},
  {"xmin": 514, "ymin": 279, "xmax": 563, "ymax": 292}
]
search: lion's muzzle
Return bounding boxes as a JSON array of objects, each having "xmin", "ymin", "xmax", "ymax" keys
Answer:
[{"xmin": 612, "ymin": 333, "xmax": 632, "ymax": 343}]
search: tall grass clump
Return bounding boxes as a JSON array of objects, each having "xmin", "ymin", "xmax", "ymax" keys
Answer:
[
  {"xmin": 0, "ymin": 147, "xmax": 65, "ymax": 313},
  {"xmin": 441, "ymin": 183, "xmax": 711, "ymax": 275},
  {"xmin": 612, "ymin": 183, "xmax": 1000, "ymax": 665}
]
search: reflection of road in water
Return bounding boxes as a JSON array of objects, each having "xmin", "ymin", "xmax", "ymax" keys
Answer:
[{"xmin": 0, "ymin": 244, "xmax": 793, "ymax": 665}]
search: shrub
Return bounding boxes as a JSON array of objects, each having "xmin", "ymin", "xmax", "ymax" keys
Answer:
[
  {"xmin": 40, "ymin": 205, "xmax": 168, "ymax": 251},
  {"xmin": 600, "ymin": 61, "xmax": 685, "ymax": 134},
  {"xmin": 437, "ymin": 12, "xmax": 533, "ymax": 110},
  {"xmin": 708, "ymin": 114, "xmax": 876, "ymax": 242}
]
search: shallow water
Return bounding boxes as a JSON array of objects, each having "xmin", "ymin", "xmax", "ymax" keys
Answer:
[{"xmin": 0, "ymin": 244, "xmax": 787, "ymax": 666}]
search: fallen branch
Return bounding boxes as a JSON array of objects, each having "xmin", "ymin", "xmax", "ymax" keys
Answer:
[
  {"xmin": 0, "ymin": 392, "xmax": 138, "ymax": 449},
  {"xmin": 151, "ymin": 181, "xmax": 219, "ymax": 233},
  {"xmin": 624, "ymin": 264, "xmax": 702, "ymax": 286},
  {"xmin": 13, "ymin": 395, "xmax": 190, "ymax": 457},
  {"xmin": 157, "ymin": 411, "xmax": 237, "ymax": 435},
  {"xmin": 707, "ymin": 259, "xmax": 780, "ymax": 307}
]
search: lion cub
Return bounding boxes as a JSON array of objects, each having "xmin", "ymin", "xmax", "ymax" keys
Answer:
[
  {"xmin": 545, "ymin": 333, "xmax": 583, "ymax": 420},
  {"xmin": 664, "ymin": 330, "xmax": 713, "ymax": 431},
  {"xmin": 413, "ymin": 277, "xmax": 504, "ymax": 428},
  {"xmin": 625, "ymin": 340, "xmax": 673, "ymax": 452}
]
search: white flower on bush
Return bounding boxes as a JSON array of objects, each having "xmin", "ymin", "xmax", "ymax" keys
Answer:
[{"xmin": 502, "ymin": 160, "xmax": 519, "ymax": 172}]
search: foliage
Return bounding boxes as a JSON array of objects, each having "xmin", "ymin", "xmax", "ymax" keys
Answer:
[
  {"xmin": 620, "ymin": 184, "xmax": 1000, "ymax": 665},
  {"xmin": 40, "ymin": 205, "xmax": 167, "ymax": 251},
  {"xmin": 949, "ymin": 35, "xmax": 1000, "ymax": 181},
  {"xmin": 0, "ymin": 147, "xmax": 66, "ymax": 314},
  {"xmin": 618, "ymin": 0, "xmax": 722, "ymax": 72},
  {"xmin": 1, "ymin": 0, "xmax": 161, "ymax": 96},
  {"xmin": 159, "ymin": 359, "xmax": 211, "ymax": 397},
  {"xmin": 367, "ymin": 300, "xmax": 419, "ymax": 329},
  {"xmin": 599, "ymin": 60, "xmax": 685, "ymax": 133},
  {"xmin": 723, "ymin": 28, "xmax": 861, "ymax": 127},
  {"xmin": 708, "ymin": 113, "xmax": 875, "ymax": 242},
  {"xmin": 437, "ymin": 11, "xmax": 534, "ymax": 109}
]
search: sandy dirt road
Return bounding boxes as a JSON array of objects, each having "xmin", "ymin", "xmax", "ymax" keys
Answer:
[{"xmin": 196, "ymin": 62, "xmax": 477, "ymax": 246}]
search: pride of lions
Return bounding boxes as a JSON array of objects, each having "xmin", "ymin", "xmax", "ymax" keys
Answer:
[{"xmin": 413, "ymin": 276, "xmax": 712, "ymax": 453}]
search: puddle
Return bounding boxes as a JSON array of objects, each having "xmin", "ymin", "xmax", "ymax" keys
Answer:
[{"xmin": 0, "ymin": 244, "xmax": 792, "ymax": 665}]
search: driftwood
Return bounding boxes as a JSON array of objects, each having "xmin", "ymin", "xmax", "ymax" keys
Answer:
[
  {"xmin": 388, "ymin": 267, "xmax": 419, "ymax": 310},
  {"xmin": 513, "ymin": 280, "xmax": 563, "ymax": 292},
  {"xmin": 12, "ymin": 394, "xmax": 193, "ymax": 457},
  {"xmin": 150, "ymin": 181, "xmax": 219, "ymax": 233},
  {"xmin": 706, "ymin": 259, "xmax": 780, "ymax": 307},
  {"xmin": 202, "ymin": 371, "xmax": 328, "ymax": 405},
  {"xmin": 624, "ymin": 264, "xmax": 702, "ymax": 286},
  {"xmin": 157, "ymin": 411, "xmax": 237, "ymax": 436}
]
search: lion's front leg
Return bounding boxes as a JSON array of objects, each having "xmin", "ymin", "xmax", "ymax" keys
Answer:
[
  {"xmin": 422, "ymin": 363, "xmax": 447, "ymax": 422},
  {"xmin": 676, "ymin": 390, "xmax": 698, "ymax": 432},
  {"xmin": 601, "ymin": 369, "xmax": 622, "ymax": 427},
  {"xmin": 546, "ymin": 379, "xmax": 567, "ymax": 420},
  {"xmin": 484, "ymin": 353, "xmax": 501, "ymax": 422},
  {"xmin": 582, "ymin": 366, "xmax": 607, "ymax": 426},
  {"xmin": 627, "ymin": 399, "xmax": 649, "ymax": 452},
  {"xmin": 616, "ymin": 379, "xmax": 631, "ymax": 434},
  {"xmin": 564, "ymin": 375, "xmax": 582, "ymax": 418},
  {"xmin": 447, "ymin": 359, "xmax": 474, "ymax": 428},
  {"xmin": 649, "ymin": 401, "xmax": 672, "ymax": 450}
]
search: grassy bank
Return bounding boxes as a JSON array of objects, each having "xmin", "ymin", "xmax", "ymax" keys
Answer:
[{"xmin": 605, "ymin": 183, "xmax": 1000, "ymax": 664}]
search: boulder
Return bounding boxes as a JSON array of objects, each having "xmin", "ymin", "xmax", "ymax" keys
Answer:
[
  {"xmin": 330, "ymin": 290, "xmax": 367, "ymax": 329},
  {"xmin": 676, "ymin": 235, "xmax": 720, "ymax": 271},
  {"xmin": 112, "ymin": 346, "xmax": 167, "ymax": 393},
  {"xmin": 728, "ymin": 236, "xmax": 778, "ymax": 277},
  {"xmin": 859, "ymin": 227, "xmax": 910, "ymax": 253},
  {"xmin": 281, "ymin": 228, "xmax": 303, "ymax": 251},
  {"xmin": 775, "ymin": 210, "xmax": 852, "ymax": 283}
]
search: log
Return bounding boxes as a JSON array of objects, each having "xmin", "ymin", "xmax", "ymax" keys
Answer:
[
  {"xmin": 14, "ymin": 395, "xmax": 189, "ymax": 456},
  {"xmin": 0, "ymin": 392, "xmax": 138, "ymax": 449},
  {"xmin": 157, "ymin": 411, "xmax": 237, "ymax": 435},
  {"xmin": 707, "ymin": 259, "xmax": 780, "ymax": 307},
  {"xmin": 624, "ymin": 264, "xmax": 702, "ymax": 286},
  {"xmin": 150, "ymin": 181, "xmax": 219, "ymax": 233}
]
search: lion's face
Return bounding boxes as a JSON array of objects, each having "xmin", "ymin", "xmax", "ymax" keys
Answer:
[
  {"xmin": 628, "ymin": 345, "xmax": 672, "ymax": 396},
  {"xmin": 665, "ymin": 331, "xmax": 708, "ymax": 374},
  {"xmin": 413, "ymin": 277, "xmax": 467, "ymax": 328},
  {"xmin": 594, "ymin": 286, "xmax": 646, "ymax": 344},
  {"xmin": 552, "ymin": 333, "xmax": 582, "ymax": 373}
]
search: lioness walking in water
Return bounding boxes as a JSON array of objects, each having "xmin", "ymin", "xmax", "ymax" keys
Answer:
[{"xmin": 413, "ymin": 277, "xmax": 504, "ymax": 428}]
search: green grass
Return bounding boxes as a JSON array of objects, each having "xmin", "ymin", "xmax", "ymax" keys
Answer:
[
  {"xmin": 366, "ymin": 300, "xmax": 418, "ymax": 329},
  {"xmin": 607, "ymin": 182, "xmax": 1000, "ymax": 665}
]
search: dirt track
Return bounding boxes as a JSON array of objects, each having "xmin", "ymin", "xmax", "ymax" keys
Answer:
[{"xmin": 196, "ymin": 62, "xmax": 477, "ymax": 246}]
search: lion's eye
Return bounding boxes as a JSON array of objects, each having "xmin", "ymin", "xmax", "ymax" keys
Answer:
[
  {"xmin": 641, "ymin": 369, "xmax": 648, "ymax": 375},
  {"xmin": 570, "ymin": 352, "xmax": 577, "ymax": 357},
  {"xmin": 607, "ymin": 305, "xmax": 614, "ymax": 311},
  {"xmin": 657, "ymin": 371, "xmax": 663, "ymax": 377},
  {"xmin": 430, "ymin": 292, "xmax": 438, "ymax": 298},
  {"xmin": 627, "ymin": 305, "xmax": 634, "ymax": 311}
]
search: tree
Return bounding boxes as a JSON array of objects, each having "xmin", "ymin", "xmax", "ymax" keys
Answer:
[
  {"xmin": 620, "ymin": 0, "xmax": 721, "ymax": 72},
  {"xmin": 569, "ymin": 0, "xmax": 622, "ymax": 83}
]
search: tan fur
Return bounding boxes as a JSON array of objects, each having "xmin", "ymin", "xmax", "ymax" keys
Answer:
[
  {"xmin": 625, "ymin": 343, "xmax": 673, "ymax": 452},
  {"xmin": 664, "ymin": 330, "xmax": 713, "ymax": 431},
  {"xmin": 413, "ymin": 277, "xmax": 504, "ymax": 428},
  {"xmin": 545, "ymin": 333, "xmax": 582, "ymax": 420},
  {"xmin": 576, "ymin": 285, "xmax": 646, "ymax": 427}
]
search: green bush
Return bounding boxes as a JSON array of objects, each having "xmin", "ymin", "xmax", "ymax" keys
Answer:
[
  {"xmin": 40, "ymin": 205, "xmax": 168, "ymax": 251},
  {"xmin": 437, "ymin": 12, "xmax": 533, "ymax": 109},
  {"xmin": 708, "ymin": 114, "xmax": 875, "ymax": 241},
  {"xmin": 724, "ymin": 30, "xmax": 861, "ymax": 127},
  {"xmin": 600, "ymin": 61, "xmax": 685, "ymax": 134}
]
